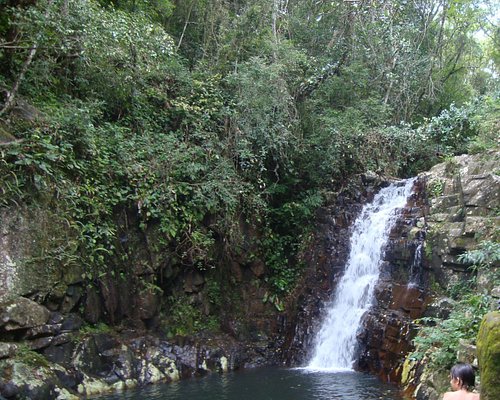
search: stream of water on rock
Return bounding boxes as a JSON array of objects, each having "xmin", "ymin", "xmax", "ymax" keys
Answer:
[{"xmin": 307, "ymin": 178, "xmax": 415, "ymax": 371}]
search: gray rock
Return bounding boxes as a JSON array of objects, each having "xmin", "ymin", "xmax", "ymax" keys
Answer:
[
  {"xmin": 0, "ymin": 342, "xmax": 17, "ymax": 359},
  {"xmin": 0, "ymin": 297, "xmax": 50, "ymax": 331},
  {"xmin": 60, "ymin": 314, "xmax": 83, "ymax": 332},
  {"xmin": 24, "ymin": 323, "xmax": 62, "ymax": 339},
  {"xmin": 29, "ymin": 336, "xmax": 54, "ymax": 350}
]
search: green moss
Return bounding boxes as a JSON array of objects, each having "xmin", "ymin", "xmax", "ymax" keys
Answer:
[
  {"xmin": 78, "ymin": 322, "xmax": 114, "ymax": 337},
  {"xmin": 15, "ymin": 345, "xmax": 50, "ymax": 368},
  {"xmin": 477, "ymin": 311, "xmax": 500, "ymax": 400}
]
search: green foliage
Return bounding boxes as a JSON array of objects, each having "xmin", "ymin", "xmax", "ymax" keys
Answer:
[
  {"xmin": 427, "ymin": 180, "xmax": 445, "ymax": 198},
  {"xmin": 0, "ymin": 2, "xmax": 254, "ymax": 282},
  {"xmin": 227, "ymin": 56, "xmax": 298, "ymax": 183},
  {"xmin": 78, "ymin": 322, "xmax": 114, "ymax": 337},
  {"xmin": 259, "ymin": 232, "xmax": 303, "ymax": 297},
  {"xmin": 458, "ymin": 241, "xmax": 500, "ymax": 269},
  {"xmin": 206, "ymin": 279, "xmax": 222, "ymax": 309},
  {"xmin": 468, "ymin": 93, "xmax": 500, "ymax": 153},
  {"xmin": 165, "ymin": 296, "xmax": 219, "ymax": 336},
  {"xmin": 412, "ymin": 240, "xmax": 500, "ymax": 369},
  {"xmin": 97, "ymin": 0, "xmax": 174, "ymax": 25},
  {"xmin": 0, "ymin": 0, "xmax": 499, "ymax": 326},
  {"xmin": 15, "ymin": 345, "xmax": 50, "ymax": 368},
  {"xmin": 411, "ymin": 293, "xmax": 491, "ymax": 369},
  {"xmin": 419, "ymin": 103, "xmax": 479, "ymax": 156}
]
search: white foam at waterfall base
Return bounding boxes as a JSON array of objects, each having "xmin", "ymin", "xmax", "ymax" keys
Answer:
[{"xmin": 305, "ymin": 179, "xmax": 415, "ymax": 372}]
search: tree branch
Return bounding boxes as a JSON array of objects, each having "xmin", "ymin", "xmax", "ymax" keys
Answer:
[
  {"xmin": 177, "ymin": 0, "xmax": 195, "ymax": 51},
  {"xmin": 294, "ymin": 49, "xmax": 349, "ymax": 102},
  {"xmin": 0, "ymin": 0, "xmax": 54, "ymax": 117}
]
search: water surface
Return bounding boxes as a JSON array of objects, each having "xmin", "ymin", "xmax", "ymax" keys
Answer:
[{"xmin": 95, "ymin": 367, "xmax": 408, "ymax": 400}]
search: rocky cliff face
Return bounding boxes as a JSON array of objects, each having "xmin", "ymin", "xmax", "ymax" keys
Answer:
[
  {"xmin": 401, "ymin": 150, "xmax": 499, "ymax": 400},
  {"xmin": 281, "ymin": 150, "xmax": 499, "ymax": 397},
  {"xmin": 281, "ymin": 175, "xmax": 430, "ymax": 379},
  {"xmin": 356, "ymin": 177, "xmax": 428, "ymax": 381},
  {"xmin": 1, "ymin": 151, "xmax": 497, "ymax": 399},
  {"xmin": 280, "ymin": 173, "xmax": 397, "ymax": 365},
  {"xmin": 356, "ymin": 151, "xmax": 499, "ymax": 394},
  {"xmin": 0, "ymin": 206, "xmax": 284, "ymax": 398},
  {"xmin": 422, "ymin": 151, "xmax": 499, "ymax": 291}
]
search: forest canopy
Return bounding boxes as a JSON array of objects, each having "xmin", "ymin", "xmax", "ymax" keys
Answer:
[{"xmin": 0, "ymin": 0, "xmax": 498, "ymax": 295}]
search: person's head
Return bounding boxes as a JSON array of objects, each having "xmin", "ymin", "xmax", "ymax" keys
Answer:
[{"xmin": 450, "ymin": 363, "xmax": 475, "ymax": 391}]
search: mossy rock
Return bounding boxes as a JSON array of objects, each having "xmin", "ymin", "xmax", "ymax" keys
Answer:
[
  {"xmin": 0, "ymin": 123, "xmax": 17, "ymax": 143},
  {"xmin": 477, "ymin": 311, "xmax": 500, "ymax": 400}
]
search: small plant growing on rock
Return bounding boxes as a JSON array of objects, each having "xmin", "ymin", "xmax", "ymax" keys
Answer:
[
  {"xmin": 411, "ymin": 292, "xmax": 491, "ymax": 369},
  {"xmin": 458, "ymin": 241, "xmax": 500, "ymax": 271},
  {"xmin": 78, "ymin": 322, "xmax": 114, "ymax": 337},
  {"xmin": 427, "ymin": 179, "xmax": 445, "ymax": 198},
  {"xmin": 15, "ymin": 344, "xmax": 50, "ymax": 368},
  {"xmin": 411, "ymin": 240, "xmax": 500, "ymax": 369}
]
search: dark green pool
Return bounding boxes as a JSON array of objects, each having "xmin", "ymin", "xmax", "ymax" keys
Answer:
[{"xmin": 95, "ymin": 367, "xmax": 408, "ymax": 400}]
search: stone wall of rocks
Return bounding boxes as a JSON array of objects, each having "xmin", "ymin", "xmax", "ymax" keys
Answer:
[
  {"xmin": 0, "ymin": 295, "xmax": 278, "ymax": 399},
  {"xmin": 0, "ymin": 203, "xmax": 283, "ymax": 398},
  {"xmin": 400, "ymin": 150, "xmax": 499, "ymax": 400}
]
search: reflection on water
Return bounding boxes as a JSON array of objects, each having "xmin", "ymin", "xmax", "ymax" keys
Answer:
[{"xmin": 95, "ymin": 367, "xmax": 408, "ymax": 400}]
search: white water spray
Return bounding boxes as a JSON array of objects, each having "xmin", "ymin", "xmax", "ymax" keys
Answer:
[{"xmin": 307, "ymin": 179, "xmax": 415, "ymax": 371}]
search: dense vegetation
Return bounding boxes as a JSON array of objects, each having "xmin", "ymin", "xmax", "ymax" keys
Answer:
[
  {"xmin": 412, "ymin": 241, "xmax": 500, "ymax": 370},
  {"xmin": 0, "ymin": 0, "xmax": 498, "ymax": 331}
]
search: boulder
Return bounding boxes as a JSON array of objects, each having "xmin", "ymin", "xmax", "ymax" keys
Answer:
[
  {"xmin": 0, "ymin": 297, "xmax": 50, "ymax": 331},
  {"xmin": 477, "ymin": 311, "xmax": 500, "ymax": 400},
  {"xmin": 456, "ymin": 339, "xmax": 477, "ymax": 365},
  {"xmin": 0, "ymin": 359, "xmax": 60, "ymax": 400}
]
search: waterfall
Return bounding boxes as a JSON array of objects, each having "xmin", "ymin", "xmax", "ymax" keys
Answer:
[
  {"xmin": 306, "ymin": 179, "xmax": 415, "ymax": 371},
  {"xmin": 408, "ymin": 241, "xmax": 424, "ymax": 288}
]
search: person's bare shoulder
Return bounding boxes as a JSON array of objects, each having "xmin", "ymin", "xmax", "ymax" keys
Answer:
[{"xmin": 443, "ymin": 392, "xmax": 454, "ymax": 400}]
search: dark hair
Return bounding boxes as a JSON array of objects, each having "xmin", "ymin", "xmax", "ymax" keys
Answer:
[{"xmin": 450, "ymin": 363, "xmax": 475, "ymax": 390}]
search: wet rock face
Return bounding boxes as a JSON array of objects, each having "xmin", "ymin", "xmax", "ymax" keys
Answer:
[
  {"xmin": 281, "ymin": 175, "xmax": 429, "ymax": 379},
  {"xmin": 423, "ymin": 151, "xmax": 499, "ymax": 289},
  {"xmin": 280, "ymin": 175, "xmax": 386, "ymax": 365},
  {"xmin": 356, "ymin": 178, "xmax": 429, "ymax": 381}
]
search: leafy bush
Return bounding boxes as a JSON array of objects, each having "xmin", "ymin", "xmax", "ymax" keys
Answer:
[
  {"xmin": 419, "ymin": 102, "xmax": 480, "ymax": 156},
  {"xmin": 411, "ymin": 293, "xmax": 491, "ymax": 369},
  {"xmin": 165, "ymin": 296, "xmax": 219, "ymax": 336},
  {"xmin": 468, "ymin": 93, "xmax": 500, "ymax": 153},
  {"xmin": 458, "ymin": 241, "xmax": 500, "ymax": 269},
  {"xmin": 411, "ymin": 241, "xmax": 500, "ymax": 369}
]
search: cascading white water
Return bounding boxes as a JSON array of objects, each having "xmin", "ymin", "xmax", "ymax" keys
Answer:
[
  {"xmin": 408, "ymin": 242, "xmax": 424, "ymax": 288},
  {"xmin": 306, "ymin": 179, "xmax": 415, "ymax": 371}
]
